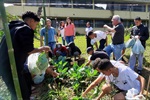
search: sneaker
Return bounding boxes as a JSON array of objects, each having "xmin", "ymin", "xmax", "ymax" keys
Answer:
[{"xmin": 137, "ymin": 70, "xmax": 142, "ymax": 75}]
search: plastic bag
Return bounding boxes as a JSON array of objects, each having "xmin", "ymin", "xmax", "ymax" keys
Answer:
[
  {"xmin": 125, "ymin": 38, "xmax": 136, "ymax": 48},
  {"xmin": 28, "ymin": 52, "xmax": 49, "ymax": 76},
  {"xmin": 132, "ymin": 39, "xmax": 145, "ymax": 54},
  {"xmin": 33, "ymin": 72, "xmax": 45, "ymax": 84},
  {"xmin": 126, "ymin": 88, "xmax": 145, "ymax": 100}
]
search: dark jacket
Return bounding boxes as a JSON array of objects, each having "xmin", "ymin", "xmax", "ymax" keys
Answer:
[
  {"xmin": 68, "ymin": 42, "xmax": 81, "ymax": 56},
  {"xmin": 131, "ymin": 24, "xmax": 149, "ymax": 48}
]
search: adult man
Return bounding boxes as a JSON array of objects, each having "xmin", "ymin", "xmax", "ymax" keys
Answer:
[
  {"xmin": 85, "ymin": 47, "xmax": 109, "ymax": 66},
  {"xmin": 88, "ymin": 30, "xmax": 107, "ymax": 50},
  {"xmin": 103, "ymin": 15, "xmax": 125, "ymax": 60},
  {"xmin": 129, "ymin": 17, "xmax": 149, "ymax": 74},
  {"xmin": 40, "ymin": 19, "xmax": 58, "ymax": 51},
  {"xmin": 0, "ymin": 11, "xmax": 50, "ymax": 99},
  {"xmin": 82, "ymin": 58, "xmax": 145, "ymax": 100},
  {"xmin": 85, "ymin": 22, "xmax": 93, "ymax": 48}
]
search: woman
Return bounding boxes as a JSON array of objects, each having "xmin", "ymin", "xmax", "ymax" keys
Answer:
[
  {"xmin": 64, "ymin": 17, "xmax": 76, "ymax": 44},
  {"xmin": 58, "ymin": 21, "xmax": 65, "ymax": 45}
]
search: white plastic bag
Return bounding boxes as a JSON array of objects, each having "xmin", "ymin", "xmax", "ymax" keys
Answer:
[
  {"xmin": 33, "ymin": 73, "xmax": 45, "ymax": 84},
  {"xmin": 125, "ymin": 38, "xmax": 136, "ymax": 48},
  {"xmin": 125, "ymin": 88, "xmax": 146, "ymax": 100},
  {"xmin": 28, "ymin": 52, "xmax": 49, "ymax": 76},
  {"xmin": 132, "ymin": 39, "xmax": 145, "ymax": 54}
]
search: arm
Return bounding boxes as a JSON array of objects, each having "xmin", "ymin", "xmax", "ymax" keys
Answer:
[
  {"xmin": 85, "ymin": 60, "xmax": 92, "ymax": 66},
  {"xmin": 140, "ymin": 27, "xmax": 149, "ymax": 41},
  {"xmin": 136, "ymin": 75, "xmax": 145, "ymax": 95},
  {"xmin": 28, "ymin": 46, "xmax": 50, "ymax": 55},
  {"xmin": 103, "ymin": 24, "xmax": 116, "ymax": 33},
  {"xmin": 82, "ymin": 76, "xmax": 105, "ymax": 97}
]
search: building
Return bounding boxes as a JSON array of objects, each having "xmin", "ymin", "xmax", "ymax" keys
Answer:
[{"xmin": 2, "ymin": 0, "xmax": 150, "ymax": 33}]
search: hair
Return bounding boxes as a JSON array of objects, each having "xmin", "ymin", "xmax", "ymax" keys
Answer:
[
  {"xmin": 92, "ymin": 58, "xmax": 101, "ymax": 69},
  {"xmin": 66, "ymin": 17, "xmax": 72, "ymax": 26},
  {"xmin": 22, "ymin": 11, "xmax": 40, "ymax": 22},
  {"xmin": 88, "ymin": 31, "xmax": 93, "ymax": 37},
  {"xmin": 134, "ymin": 17, "xmax": 141, "ymax": 21},
  {"xmin": 98, "ymin": 59, "xmax": 113, "ymax": 71},
  {"xmin": 86, "ymin": 22, "xmax": 90, "ymax": 25},
  {"xmin": 87, "ymin": 47, "xmax": 93, "ymax": 53},
  {"xmin": 112, "ymin": 15, "xmax": 121, "ymax": 23},
  {"xmin": 46, "ymin": 19, "xmax": 51, "ymax": 22},
  {"xmin": 59, "ymin": 21, "xmax": 65, "ymax": 28},
  {"xmin": 120, "ymin": 18, "xmax": 123, "ymax": 22}
]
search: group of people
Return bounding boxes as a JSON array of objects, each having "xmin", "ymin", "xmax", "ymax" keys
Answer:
[
  {"xmin": 82, "ymin": 15, "xmax": 149, "ymax": 99},
  {"xmin": 0, "ymin": 10, "xmax": 149, "ymax": 100},
  {"xmin": 40, "ymin": 17, "xmax": 75, "ymax": 51}
]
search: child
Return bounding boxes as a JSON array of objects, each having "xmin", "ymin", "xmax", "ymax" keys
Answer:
[{"xmin": 68, "ymin": 42, "xmax": 81, "ymax": 60}]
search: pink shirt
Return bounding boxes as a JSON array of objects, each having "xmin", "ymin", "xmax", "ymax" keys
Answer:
[{"xmin": 65, "ymin": 23, "xmax": 75, "ymax": 36}]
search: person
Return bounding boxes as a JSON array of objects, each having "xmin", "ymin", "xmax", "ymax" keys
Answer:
[
  {"xmin": 58, "ymin": 21, "xmax": 65, "ymax": 45},
  {"xmin": 0, "ymin": 11, "xmax": 50, "ymax": 100},
  {"xmin": 68, "ymin": 42, "xmax": 81, "ymax": 60},
  {"xmin": 103, "ymin": 15, "xmax": 125, "ymax": 60},
  {"xmin": 40, "ymin": 19, "xmax": 58, "ymax": 51},
  {"xmin": 85, "ymin": 47, "xmax": 109, "ymax": 66},
  {"xmin": 64, "ymin": 17, "xmax": 76, "ymax": 44},
  {"xmin": 53, "ymin": 43, "xmax": 69, "ymax": 56},
  {"xmin": 85, "ymin": 22, "xmax": 93, "ymax": 48},
  {"xmin": 88, "ymin": 30, "xmax": 107, "ymax": 50},
  {"xmin": 128, "ymin": 17, "xmax": 149, "ymax": 75},
  {"xmin": 26, "ymin": 53, "xmax": 59, "ymax": 85},
  {"xmin": 82, "ymin": 58, "xmax": 145, "ymax": 100}
]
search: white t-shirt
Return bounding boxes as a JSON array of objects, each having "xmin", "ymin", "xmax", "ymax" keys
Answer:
[
  {"xmin": 91, "ymin": 30, "xmax": 107, "ymax": 45},
  {"xmin": 85, "ymin": 27, "xmax": 93, "ymax": 36},
  {"xmin": 104, "ymin": 60, "xmax": 140, "ymax": 92},
  {"xmin": 58, "ymin": 27, "xmax": 65, "ymax": 37}
]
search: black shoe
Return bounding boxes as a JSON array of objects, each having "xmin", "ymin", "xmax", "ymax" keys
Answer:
[{"xmin": 137, "ymin": 70, "xmax": 142, "ymax": 75}]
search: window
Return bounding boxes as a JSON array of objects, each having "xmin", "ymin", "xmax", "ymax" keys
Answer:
[
  {"xmin": 50, "ymin": 0, "xmax": 71, "ymax": 8},
  {"xmin": 73, "ymin": 0, "xmax": 92, "ymax": 9},
  {"xmin": 95, "ymin": 20, "xmax": 112, "ymax": 28},
  {"xmin": 74, "ymin": 19, "xmax": 93, "ymax": 27},
  {"xmin": 131, "ymin": 4, "xmax": 145, "ymax": 12}
]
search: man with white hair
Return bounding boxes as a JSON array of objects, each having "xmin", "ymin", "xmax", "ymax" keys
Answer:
[{"xmin": 103, "ymin": 15, "xmax": 125, "ymax": 60}]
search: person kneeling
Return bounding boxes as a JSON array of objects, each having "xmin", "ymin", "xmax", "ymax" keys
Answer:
[{"xmin": 83, "ymin": 58, "xmax": 145, "ymax": 100}]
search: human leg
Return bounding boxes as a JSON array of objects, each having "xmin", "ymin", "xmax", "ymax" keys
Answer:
[
  {"xmin": 128, "ymin": 52, "xmax": 137, "ymax": 70},
  {"xmin": 114, "ymin": 92, "xmax": 125, "ymax": 100},
  {"xmin": 99, "ymin": 39, "xmax": 106, "ymax": 50},
  {"xmin": 70, "ymin": 36, "xmax": 74, "ymax": 43},
  {"xmin": 137, "ymin": 53, "xmax": 143, "ymax": 71},
  {"xmin": 103, "ymin": 45, "xmax": 113, "ymax": 57},
  {"xmin": 97, "ymin": 84, "xmax": 112, "ymax": 99},
  {"xmin": 113, "ymin": 43, "xmax": 125, "ymax": 60},
  {"xmin": 65, "ymin": 36, "xmax": 70, "ymax": 44},
  {"xmin": 86, "ymin": 35, "xmax": 92, "ymax": 48}
]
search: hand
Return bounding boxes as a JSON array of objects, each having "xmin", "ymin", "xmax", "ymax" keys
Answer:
[
  {"xmin": 82, "ymin": 93, "xmax": 86, "ymax": 97},
  {"xmin": 103, "ymin": 24, "xmax": 108, "ymax": 28},
  {"xmin": 135, "ymin": 35, "xmax": 140, "ymax": 39}
]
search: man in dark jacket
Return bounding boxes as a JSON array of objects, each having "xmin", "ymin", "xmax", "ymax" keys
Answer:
[
  {"xmin": 0, "ymin": 11, "xmax": 50, "ymax": 100},
  {"xmin": 129, "ymin": 17, "xmax": 149, "ymax": 75}
]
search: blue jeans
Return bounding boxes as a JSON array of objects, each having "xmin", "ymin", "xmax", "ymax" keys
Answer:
[
  {"xmin": 65, "ymin": 36, "xmax": 74, "ymax": 44},
  {"xmin": 128, "ymin": 52, "xmax": 143, "ymax": 71},
  {"xmin": 48, "ymin": 42, "xmax": 56, "ymax": 51},
  {"xmin": 62, "ymin": 37, "xmax": 65, "ymax": 45},
  {"xmin": 104, "ymin": 43, "xmax": 125, "ymax": 60}
]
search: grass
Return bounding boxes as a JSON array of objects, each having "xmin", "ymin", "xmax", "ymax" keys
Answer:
[{"xmin": 0, "ymin": 34, "xmax": 150, "ymax": 99}]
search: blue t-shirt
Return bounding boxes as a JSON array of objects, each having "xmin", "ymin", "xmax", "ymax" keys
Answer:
[{"xmin": 40, "ymin": 27, "xmax": 56, "ymax": 44}]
